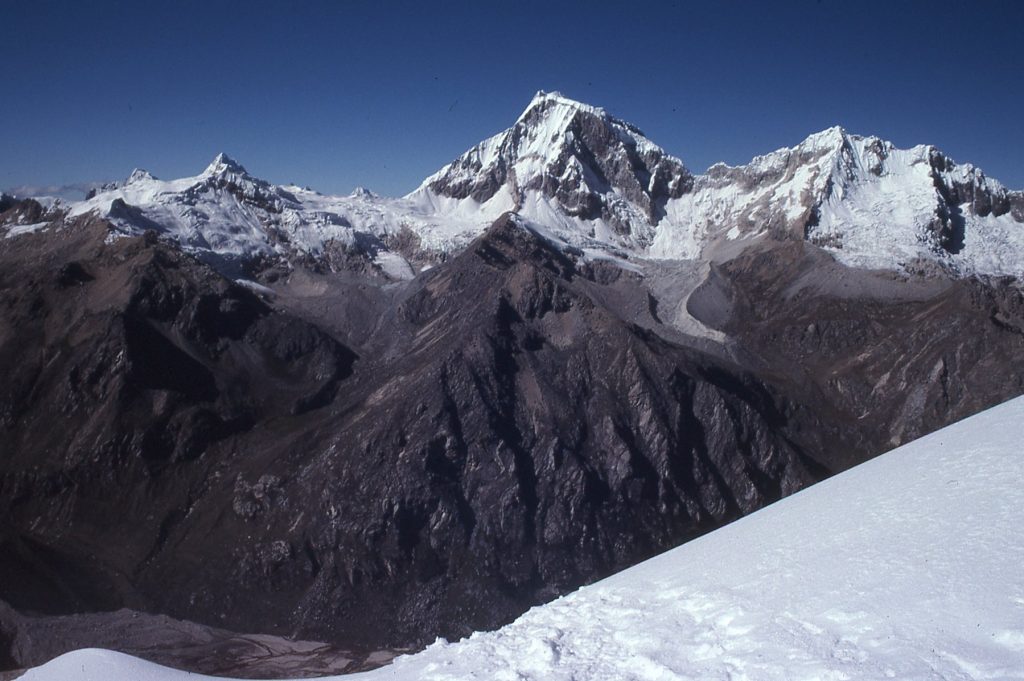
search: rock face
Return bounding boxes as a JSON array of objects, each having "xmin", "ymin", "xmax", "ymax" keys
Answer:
[
  {"xmin": 0, "ymin": 219, "xmax": 355, "ymax": 619},
  {"xmin": 2, "ymin": 210, "xmax": 1024, "ymax": 673},
  {"xmin": 252, "ymin": 216, "xmax": 827, "ymax": 647},
  {"xmin": 703, "ymin": 243, "xmax": 1024, "ymax": 456}
]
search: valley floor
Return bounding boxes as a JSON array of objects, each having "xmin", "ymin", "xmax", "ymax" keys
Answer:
[{"xmin": 21, "ymin": 397, "xmax": 1024, "ymax": 680}]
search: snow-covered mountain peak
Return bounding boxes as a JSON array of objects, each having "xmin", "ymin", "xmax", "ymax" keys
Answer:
[
  {"xmin": 742, "ymin": 126, "xmax": 867, "ymax": 177},
  {"xmin": 412, "ymin": 92, "xmax": 693, "ymax": 251},
  {"xmin": 202, "ymin": 152, "xmax": 249, "ymax": 178},
  {"xmin": 126, "ymin": 168, "xmax": 156, "ymax": 184},
  {"xmin": 650, "ymin": 124, "xmax": 1024, "ymax": 273},
  {"xmin": 800, "ymin": 124, "xmax": 850, "ymax": 151},
  {"xmin": 349, "ymin": 186, "xmax": 379, "ymax": 200},
  {"xmin": 514, "ymin": 89, "xmax": 609, "ymax": 125}
]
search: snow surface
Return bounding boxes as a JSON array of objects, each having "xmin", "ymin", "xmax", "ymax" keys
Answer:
[{"xmin": 21, "ymin": 395, "xmax": 1024, "ymax": 680}]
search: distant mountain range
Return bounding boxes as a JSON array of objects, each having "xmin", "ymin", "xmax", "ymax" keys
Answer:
[{"xmin": 7, "ymin": 90, "xmax": 1022, "ymax": 279}]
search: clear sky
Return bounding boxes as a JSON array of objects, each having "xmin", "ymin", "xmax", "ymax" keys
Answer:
[{"xmin": 3, "ymin": 0, "xmax": 1022, "ymax": 197}]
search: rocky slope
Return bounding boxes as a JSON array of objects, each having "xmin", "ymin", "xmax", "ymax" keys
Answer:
[
  {"xmin": 3, "ymin": 209, "xmax": 1024, "ymax": 669},
  {"xmin": 0, "ymin": 214, "xmax": 819, "ymax": 647},
  {"xmin": 0, "ymin": 600, "xmax": 400, "ymax": 679}
]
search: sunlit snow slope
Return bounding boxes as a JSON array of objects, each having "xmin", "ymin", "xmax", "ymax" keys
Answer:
[{"xmin": 22, "ymin": 396, "xmax": 1024, "ymax": 680}]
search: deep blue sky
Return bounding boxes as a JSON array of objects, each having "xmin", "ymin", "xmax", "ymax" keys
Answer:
[{"xmin": 3, "ymin": 0, "xmax": 1022, "ymax": 197}]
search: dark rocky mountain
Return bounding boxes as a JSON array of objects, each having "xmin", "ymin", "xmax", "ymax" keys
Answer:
[{"xmin": 2, "ymin": 203, "xmax": 1023, "ymax": 675}]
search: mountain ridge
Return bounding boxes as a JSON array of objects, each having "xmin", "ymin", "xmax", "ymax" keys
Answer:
[{"xmin": 6, "ymin": 92, "xmax": 1022, "ymax": 279}]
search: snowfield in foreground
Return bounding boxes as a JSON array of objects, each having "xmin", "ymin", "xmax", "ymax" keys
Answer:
[{"xmin": 22, "ymin": 397, "xmax": 1024, "ymax": 681}]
